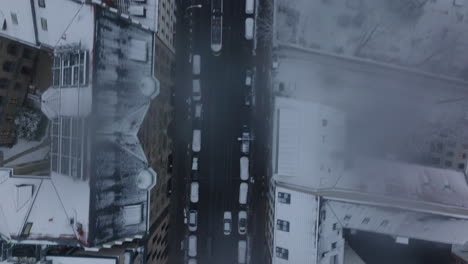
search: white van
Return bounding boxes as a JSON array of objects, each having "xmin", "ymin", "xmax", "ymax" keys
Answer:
[
  {"xmin": 245, "ymin": 0, "xmax": 254, "ymax": 14},
  {"xmin": 238, "ymin": 240, "xmax": 247, "ymax": 264},
  {"xmin": 188, "ymin": 235, "xmax": 197, "ymax": 257},
  {"xmin": 189, "ymin": 210, "xmax": 198, "ymax": 232},
  {"xmin": 245, "ymin": 18, "xmax": 254, "ymax": 40},
  {"xmin": 239, "ymin": 182, "xmax": 248, "ymax": 205},
  {"xmin": 192, "ymin": 54, "xmax": 201, "ymax": 75},
  {"xmin": 192, "ymin": 79, "xmax": 201, "ymax": 101},
  {"xmin": 192, "ymin": 129, "xmax": 201, "ymax": 152},
  {"xmin": 240, "ymin": 157, "xmax": 249, "ymax": 181},
  {"xmin": 190, "ymin": 182, "xmax": 199, "ymax": 203}
]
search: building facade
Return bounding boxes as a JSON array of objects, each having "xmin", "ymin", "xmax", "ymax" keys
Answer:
[{"xmin": 0, "ymin": 37, "xmax": 38, "ymax": 146}]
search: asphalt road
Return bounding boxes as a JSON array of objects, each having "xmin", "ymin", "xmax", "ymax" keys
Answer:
[{"xmin": 170, "ymin": 0, "xmax": 267, "ymax": 263}]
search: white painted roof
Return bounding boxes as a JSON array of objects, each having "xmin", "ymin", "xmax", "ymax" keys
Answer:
[
  {"xmin": 273, "ymin": 185, "xmax": 318, "ymax": 264},
  {"xmin": 112, "ymin": 0, "xmax": 159, "ymax": 32},
  {"xmin": 0, "ymin": 1, "xmax": 37, "ymax": 45}
]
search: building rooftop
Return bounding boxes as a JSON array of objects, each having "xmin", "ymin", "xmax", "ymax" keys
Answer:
[{"xmin": 0, "ymin": 5, "xmax": 159, "ymax": 247}]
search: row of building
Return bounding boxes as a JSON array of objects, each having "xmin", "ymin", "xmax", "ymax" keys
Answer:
[
  {"xmin": 263, "ymin": 96, "xmax": 468, "ymax": 264},
  {"xmin": 0, "ymin": 0, "xmax": 177, "ymax": 264}
]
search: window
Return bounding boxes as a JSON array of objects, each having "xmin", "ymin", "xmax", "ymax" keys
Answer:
[
  {"xmin": 41, "ymin": 18, "xmax": 48, "ymax": 31},
  {"xmin": 332, "ymin": 223, "xmax": 337, "ymax": 230},
  {"xmin": 459, "ymin": 163, "xmax": 465, "ymax": 170},
  {"xmin": 21, "ymin": 222, "xmax": 33, "ymax": 236},
  {"xmin": 330, "ymin": 255, "xmax": 338, "ymax": 264},
  {"xmin": 14, "ymin": 82, "xmax": 22, "ymax": 91},
  {"xmin": 276, "ymin": 247, "xmax": 289, "ymax": 260},
  {"xmin": 38, "ymin": 0, "xmax": 46, "ymax": 8},
  {"xmin": 0, "ymin": 128, "xmax": 10, "ymax": 136},
  {"xmin": 9, "ymin": 97, "xmax": 17, "ymax": 106},
  {"xmin": 7, "ymin": 43, "xmax": 18, "ymax": 56},
  {"xmin": 52, "ymin": 51, "xmax": 87, "ymax": 87},
  {"xmin": 21, "ymin": 66, "xmax": 32, "ymax": 75},
  {"xmin": 5, "ymin": 114, "xmax": 14, "ymax": 124},
  {"xmin": 343, "ymin": 215, "xmax": 351, "ymax": 221},
  {"xmin": 3, "ymin": 61, "xmax": 14, "ymax": 73},
  {"xmin": 331, "ymin": 242, "xmax": 337, "ymax": 249},
  {"xmin": 322, "ymin": 119, "xmax": 328, "ymax": 127},
  {"xmin": 276, "ymin": 219, "xmax": 290, "ymax": 232},
  {"xmin": 362, "ymin": 217, "xmax": 370, "ymax": 224},
  {"xmin": 380, "ymin": 220, "xmax": 389, "ymax": 227},
  {"xmin": 22, "ymin": 48, "xmax": 34, "ymax": 60},
  {"xmin": 10, "ymin": 13, "xmax": 18, "ymax": 25},
  {"xmin": 277, "ymin": 192, "xmax": 291, "ymax": 204},
  {"xmin": 0, "ymin": 78, "xmax": 10, "ymax": 89},
  {"xmin": 445, "ymin": 160, "xmax": 453, "ymax": 167}
]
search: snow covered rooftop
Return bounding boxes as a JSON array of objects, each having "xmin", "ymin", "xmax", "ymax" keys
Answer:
[
  {"xmin": 273, "ymin": 96, "xmax": 346, "ymax": 188},
  {"xmin": 111, "ymin": 0, "xmax": 159, "ymax": 32},
  {"xmin": 325, "ymin": 200, "xmax": 468, "ymax": 245},
  {"xmin": 45, "ymin": 256, "xmax": 116, "ymax": 264},
  {"xmin": 273, "ymin": 97, "xmax": 468, "ymax": 219},
  {"xmin": 0, "ymin": 6, "xmax": 158, "ymax": 247}
]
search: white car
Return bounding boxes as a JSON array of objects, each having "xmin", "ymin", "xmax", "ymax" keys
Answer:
[
  {"xmin": 223, "ymin": 211, "xmax": 232, "ymax": 235},
  {"xmin": 240, "ymin": 132, "xmax": 250, "ymax": 154},
  {"xmin": 192, "ymin": 79, "xmax": 201, "ymax": 101},
  {"xmin": 192, "ymin": 129, "xmax": 201, "ymax": 152},
  {"xmin": 188, "ymin": 259, "xmax": 197, "ymax": 264},
  {"xmin": 245, "ymin": 18, "xmax": 254, "ymax": 40},
  {"xmin": 188, "ymin": 235, "xmax": 197, "ymax": 257},
  {"xmin": 192, "ymin": 157, "xmax": 199, "ymax": 171},
  {"xmin": 190, "ymin": 182, "xmax": 199, "ymax": 203},
  {"xmin": 192, "ymin": 54, "xmax": 201, "ymax": 75},
  {"xmin": 189, "ymin": 210, "xmax": 198, "ymax": 232},
  {"xmin": 238, "ymin": 240, "xmax": 247, "ymax": 264},
  {"xmin": 240, "ymin": 157, "xmax": 249, "ymax": 181},
  {"xmin": 239, "ymin": 182, "xmax": 248, "ymax": 205},
  {"xmin": 245, "ymin": 0, "xmax": 254, "ymax": 14},
  {"xmin": 238, "ymin": 211, "xmax": 247, "ymax": 235}
]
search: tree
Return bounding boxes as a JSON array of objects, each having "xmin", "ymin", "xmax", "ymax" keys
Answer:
[
  {"xmin": 14, "ymin": 108, "xmax": 45, "ymax": 141},
  {"xmin": 256, "ymin": 0, "xmax": 274, "ymax": 47}
]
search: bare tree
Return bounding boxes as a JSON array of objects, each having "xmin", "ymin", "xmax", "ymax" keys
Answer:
[{"xmin": 256, "ymin": 0, "xmax": 274, "ymax": 47}]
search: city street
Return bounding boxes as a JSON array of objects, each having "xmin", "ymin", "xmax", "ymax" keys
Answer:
[{"xmin": 171, "ymin": 0, "xmax": 269, "ymax": 263}]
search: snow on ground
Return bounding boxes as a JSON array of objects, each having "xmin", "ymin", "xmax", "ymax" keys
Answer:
[
  {"xmin": 0, "ymin": 138, "xmax": 47, "ymax": 161},
  {"xmin": 274, "ymin": 0, "xmax": 468, "ymax": 78},
  {"xmin": 3, "ymin": 144, "xmax": 49, "ymax": 167}
]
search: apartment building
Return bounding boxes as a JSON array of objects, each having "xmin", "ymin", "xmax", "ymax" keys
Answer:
[{"xmin": 0, "ymin": 37, "xmax": 37, "ymax": 146}]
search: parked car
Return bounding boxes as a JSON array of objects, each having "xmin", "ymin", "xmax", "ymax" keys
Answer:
[
  {"xmin": 194, "ymin": 103, "xmax": 203, "ymax": 120},
  {"xmin": 238, "ymin": 211, "xmax": 247, "ymax": 235},
  {"xmin": 238, "ymin": 240, "xmax": 247, "ymax": 264},
  {"xmin": 192, "ymin": 156, "xmax": 199, "ymax": 171},
  {"xmin": 240, "ymin": 157, "xmax": 249, "ymax": 181},
  {"xmin": 245, "ymin": 70, "xmax": 253, "ymax": 86},
  {"xmin": 188, "ymin": 235, "xmax": 197, "ymax": 257},
  {"xmin": 188, "ymin": 259, "xmax": 197, "ymax": 264},
  {"xmin": 211, "ymin": 15, "xmax": 223, "ymax": 55},
  {"xmin": 239, "ymin": 126, "xmax": 250, "ymax": 155},
  {"xmin": 239, "ymin": 182, "xmax": 248, "ymax": 205},
  {"xmin": 192, "ymin": 54, "xmax": 201, "ymax": 75},
  {"xmin": 245, "ymin": 18, "xmax": 254, "ymax": 40},
  {"xmin": 189, "ymin": 210, "xmax": 198, "ymax": 232},
  {"xmin": 245, "ymin": 0, "xmax": 254, "ymax": 14},
  {"xmin": 190, "ymin": 182, "xmax": 199, "ymax": 203},
  {"xmin": 192, "ymin": 129, "xmax": 201, "ymax": 152},
  {"xmin": 192, "ymin": 79, "xmax": 201, "ymax": 101},
  {"xmin": 223, "ymin": 211, "xmax": 232, "ymax": 235}
]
